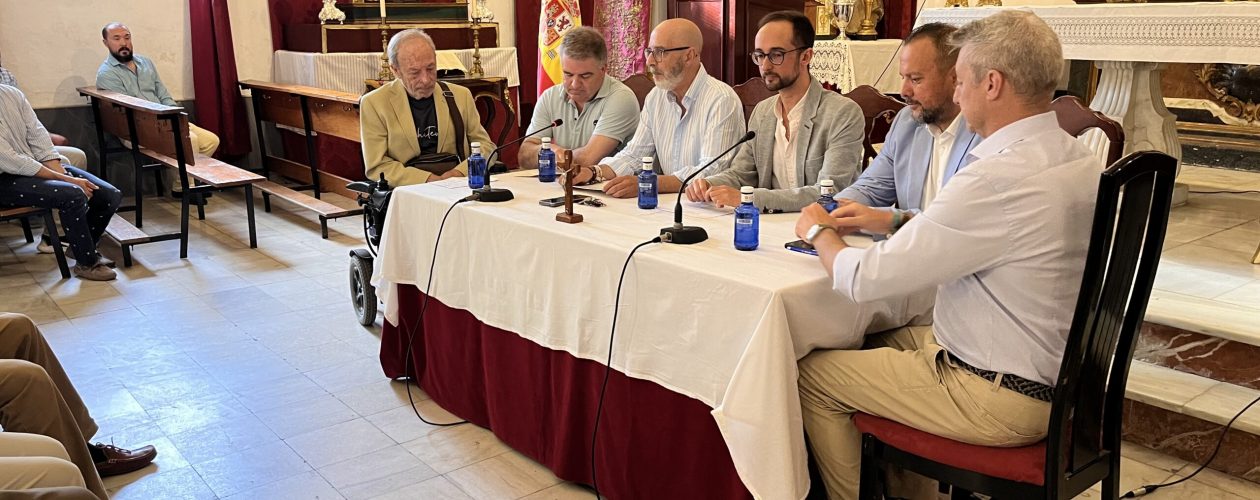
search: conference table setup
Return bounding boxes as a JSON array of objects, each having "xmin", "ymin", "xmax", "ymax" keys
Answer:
[{"xmin": 371, "ymin": 172, "xmax": 935, "ymax": 499}]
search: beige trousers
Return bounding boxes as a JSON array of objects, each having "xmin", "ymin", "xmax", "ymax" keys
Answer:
[
  {"xmin": 54, "ymin": 146, "xmax": 88, "ymax": 170},
  {"xmin": 169, "ymin": 122, "xmax": 220, "ymax": 193},
  {"xmin": 0, "ymin": 486, "xmax": 98, "ymax": 500},
  {"xmin": 0, "ymin": 314, "xmax": 106, "ymax": 500},
  {"xmin": 798, "ymin": 326, "xmax": 1052, "ymax": 500},
  {"xmin": 0, "ymin": 433, "xmax": 86, "ymax": 492}
]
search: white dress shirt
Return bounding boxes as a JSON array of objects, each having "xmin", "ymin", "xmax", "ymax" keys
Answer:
[
  {"xmin": 600, "ymin": 65, "xmax": 746, "ymax": 179},
  {"xmin": 919, "ymin": 115, "xmax": 962, "ymax": 208},
  {"xmin": 830, "ymin": 111, "xmax": 1101, "ymax": 386},
  {"xmin": 771, "ymin": 95, "xmax": 805, "ymax": 190}
]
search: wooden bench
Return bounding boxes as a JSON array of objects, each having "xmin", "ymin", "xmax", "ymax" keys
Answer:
[
  {"xmin": 79, "ymin": 86, "xmax": 263, "ymax": 264},
  {"xmin": 0, "ymin": 206, "xmax": 70, "ymax": 278},
  {"xmin": 239, "ymin": 79, "xmax": 365, "ymax": 238}
]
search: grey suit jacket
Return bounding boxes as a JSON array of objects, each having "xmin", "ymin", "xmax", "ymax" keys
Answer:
[
  {"xmin": 705, "ymin": 79, "xmax": 865, "ymax": 212},
  {"xmin": 836, "ymin": 106, "xmax": 981, "ymax": 212}
]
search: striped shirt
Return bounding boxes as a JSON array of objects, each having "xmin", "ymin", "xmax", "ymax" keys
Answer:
[
  {"xmin": 0, "ymin": 84, "xmax": 59, "ymax": 177},
  {"xmin": 600, "ymin": 65, "xmax": 746, "ymax": 179},
  {"xmin": 0, "ymin": 66, "xmax": 16, "ymax": 88},
  {"xmin": 96, "ymin": 54, "xmax": 177, "ymax": 106}
]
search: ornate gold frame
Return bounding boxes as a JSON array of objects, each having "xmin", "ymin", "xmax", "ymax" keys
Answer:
[{"xmin": 1195, "ymin": 63, "xmax": 1260, "ymax": 124}]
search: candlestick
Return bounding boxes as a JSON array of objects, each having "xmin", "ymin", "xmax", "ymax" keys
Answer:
[{"xmin": 379, "ymin": 0, "xmax": 386, "ymax": 19}]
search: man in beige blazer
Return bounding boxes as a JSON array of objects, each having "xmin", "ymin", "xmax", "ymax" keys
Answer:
[{"xmin": 360, "ymin": 29, "xmax": 495, "ymax": 186}]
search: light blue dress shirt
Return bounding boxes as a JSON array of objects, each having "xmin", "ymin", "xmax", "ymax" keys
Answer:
[{"xmin": 96, "ymin": 54, "xmax": 177, "ymax": 106}]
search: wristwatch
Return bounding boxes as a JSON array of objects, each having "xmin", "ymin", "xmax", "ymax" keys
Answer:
[{"xmin": 804, "ymin": 224, "xmax": 836, "ymax": 245}]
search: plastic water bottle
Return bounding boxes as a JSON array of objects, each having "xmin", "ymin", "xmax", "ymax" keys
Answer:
[
  {"xmin": 538, "ymin": 138, "xmax": 556, "ymax": 183},
  {"xmin": 637, "ymin": 157, "xmax": 657, "ymax": 209},
  {"xmin": 467, "ymin": 142, "xmax": 486, "ymax": 189},
  {"xmin": 734, "ymin": 186, "xmax": 759, "ymax": 251},
  {"xmin": 818, "ymin": 179, "xmax": 838, "ymax": 213}
]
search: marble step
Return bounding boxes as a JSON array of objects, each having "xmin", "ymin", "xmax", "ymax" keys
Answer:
[
  {"xmin": 1138, "ymin": 290, "xmax": 1260, "ymax": 390},
  {"xmin": 1123, "ymin": 361, "xmax": 1260, "ymax": 484}
]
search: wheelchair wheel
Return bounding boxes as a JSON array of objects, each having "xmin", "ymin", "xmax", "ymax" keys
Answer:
[{"xmin": 350, "ymin": 252, "xmax": 377, "ymax": 326}]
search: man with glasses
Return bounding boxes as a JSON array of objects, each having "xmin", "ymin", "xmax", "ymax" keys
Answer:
[
  {"xmin": 518, "ymin": 27, "xmax": 639, "ymax": 170},
  {"xmin": 566, "ymin": 19, "xmax": 745, "ymax": 198},
  {"xmin": 686, "ymin": 11, "xmax": 865, "ymax": 212}
]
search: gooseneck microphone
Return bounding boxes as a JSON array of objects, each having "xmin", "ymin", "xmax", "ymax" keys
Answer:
[
  {"xmin": 476, "ymin": 119, "xmax": 564, "ymax": 203},
  {"xmin": 660, "ymin": 131, "xmax": 756, "ymax": 244}
]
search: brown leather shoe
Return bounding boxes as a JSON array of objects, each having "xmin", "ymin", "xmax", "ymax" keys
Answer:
[{"xmin": 92, "ymin": 443, "xmax": 157, "ymax": 477}]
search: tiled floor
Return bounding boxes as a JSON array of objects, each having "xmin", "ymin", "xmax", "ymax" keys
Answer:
[{"xmin": 0, "ymin": 169, "xmax": 1258, "ymax": 499}]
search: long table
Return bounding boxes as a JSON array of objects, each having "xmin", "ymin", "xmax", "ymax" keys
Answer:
[{"xmin": 374, "ymin": 173, "xmax": 936, "ymax": 499}]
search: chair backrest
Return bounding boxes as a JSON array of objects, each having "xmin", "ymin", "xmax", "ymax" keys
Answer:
[
  {"xmin": 473, "ymin": 92, "xmax": 518, "ymax": 148},
  {"xmin": 621, "ymin": 73, "xmax": 655, "ymax": 109},
  {"xmin": 79, "ymin": 86, "xmax": 197, "ymax": 166},
  {"xmin": 1051, "ymin": 95, "xmax": 1125, "ymax": 166},
  {"xmin": 731, "ymin": 77, "xmax": 775, "ymax": 122},
  {"xmin": 1044, "ymin": 151, "xmax": 1177, "ymax": 496},
  {"xmin": 841, "ymin": 85, "xmax": 905, "ymax": 169}
]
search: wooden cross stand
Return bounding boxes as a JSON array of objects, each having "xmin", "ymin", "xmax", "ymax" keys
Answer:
[{"xmin": 556, "ymin": 151, "xmax": 583, "ymax": 224}]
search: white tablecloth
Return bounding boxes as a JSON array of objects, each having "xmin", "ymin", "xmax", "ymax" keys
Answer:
[
  {"xmin": 813, "ymin": 39, "xmax": 904, "ymax": 94},
  {"xmin": 273, "ymin": 48, "xmax": 520, "ymax": 94},
  {"xmin": 374, "ymin": 173, "xmax": 935, "ymax": 499}
]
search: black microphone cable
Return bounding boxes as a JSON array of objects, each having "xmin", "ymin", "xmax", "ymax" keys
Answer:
[
  {"xmin": 1121, "ymin": 393, "xmax": 1260, "ymax": 498},
  {"xmin": 590, "ymin": 236, "xmax": 662, "ymax": 498},
  {"xmin": 398, "ymin": 193, "xmax": 481, "ymax": 427}
]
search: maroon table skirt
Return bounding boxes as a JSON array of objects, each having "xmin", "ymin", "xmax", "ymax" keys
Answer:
[{"xmin": 379, "ymin": 284, "xmax": 752, "ymax": 499}]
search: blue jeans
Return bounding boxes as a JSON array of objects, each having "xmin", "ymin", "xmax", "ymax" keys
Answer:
[{"xmin": 0, "ymin": 167, "xmax": 121, "ymax": 267}]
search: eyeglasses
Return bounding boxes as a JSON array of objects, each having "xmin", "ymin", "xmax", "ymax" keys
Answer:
[
  {"xmin": 749, "ymin": 47, "xmax": 805, "ymax": 66},
  {"xmin": 643, "ymin": 46, "xmax": 689, "ymax": 61}
]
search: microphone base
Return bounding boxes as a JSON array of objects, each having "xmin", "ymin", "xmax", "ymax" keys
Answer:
[
  {"xmin": 476, "ymin": 188, "xmax": 514, "ymax": 203},
  {"xmin": 660, "ymin": 225, "xmax": 708, "ymax": 245}
]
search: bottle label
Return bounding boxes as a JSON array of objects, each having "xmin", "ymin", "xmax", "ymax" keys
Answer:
[
  {"xmin": 736, "ymin": 218, "xmax": 753, "ymax": 226},
  {"xmin": 639, "ymin": 183, "xmax": 652, "ymax": 191}
]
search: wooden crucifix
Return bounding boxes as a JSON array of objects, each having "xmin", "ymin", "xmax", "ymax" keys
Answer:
[{"xmin": 556, "ymin": 150, "xmax": 583, "ymax": 224}]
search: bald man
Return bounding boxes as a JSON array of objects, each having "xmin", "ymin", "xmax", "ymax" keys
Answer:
[
  {"xmin": 566, "ymin": 19, "xmax": 745, "ymax": 198},
  {"xmin": 96, "ymin": 22, "xmax": 219, "ymax": 199}
]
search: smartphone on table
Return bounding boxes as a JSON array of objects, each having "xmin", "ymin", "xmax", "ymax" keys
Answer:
[{"xmin": 784, "ymin": 239, "xmax": 818, "ymax": 256}]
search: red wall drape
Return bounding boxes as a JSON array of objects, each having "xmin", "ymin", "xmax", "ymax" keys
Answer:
[
  {"xmin": 882, "ymin": 0, "xmax": 916, "ymax": 41},
  {"xmin": 190, "ymin": 0, "xmax": 251, "ymax": 157}
]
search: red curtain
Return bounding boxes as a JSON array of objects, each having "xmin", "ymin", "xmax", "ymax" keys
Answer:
[
  {"xmin": 189, "ymin": 0, "xmax": 251, "ymax": 157},
  {"xmin": 265, "ymin": 0, "xmax": 320, "ymax": 50},
  {"xmin": 882, "ymin": 0, "xmax": 916, "ymax": 41}
]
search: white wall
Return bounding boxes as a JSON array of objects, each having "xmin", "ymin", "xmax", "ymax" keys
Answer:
[{"xmin": 0, "ymin": 0, "xmax": 272, "ymax": 109}]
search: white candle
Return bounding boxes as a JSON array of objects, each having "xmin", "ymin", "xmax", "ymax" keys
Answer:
[{"xmin": 379, "ymin": 0, "xmax": 386, "ymax": 19}]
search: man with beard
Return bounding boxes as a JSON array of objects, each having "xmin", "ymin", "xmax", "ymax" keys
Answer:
[
  {"xmin": 567, "ymin": 19, "xmax": 745, "ymax": 198},
  {"xmin": 828, "ymin": 23, "xmax": 981, "ymax": 234},
  {"xmin": 96, "ymin": 23, "xmax": 219, "ymax": 200},
  {"xmin": 685, "ymin": 11, "xmax": 865, "ymax": 212},
  {"xmin": 360, "ymin": 29, "xmax": 494, "ymax": 186},
  {"xmin": 517, "ymin": 27, "xmax": 639, "ymax": 170}
]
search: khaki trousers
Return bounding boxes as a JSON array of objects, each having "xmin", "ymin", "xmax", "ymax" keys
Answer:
[
  {"xmin": 169, "ymin": 122, "xmax": 220, "ymax": 193},
  {"xmin": 0, "ymin": 314, "xmax": 105, "ymax": 500},
  {"xmin": 798, "ymin": 326, "xmax": 1052, "ymax": 500},
  {"xmin": 0, "ymin": 433, "xmax": 86, "ymax": 492},
  {"xmin": 0, "ymin": 486, "xmax": 98, "ymax": 500}
]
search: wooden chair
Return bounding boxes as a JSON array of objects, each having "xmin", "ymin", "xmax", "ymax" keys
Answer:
[
  {"xmin": 854, "ymin": 151, "xmax": 1178, "ymax": 500},
  {"xmin": 621, "ymin": 73, "xmax": 655, "ymax": 109},
  {"xmin": 1052, "ymin": 95, "xmax": 1126, "ymax": 166},
  {"xmin": 732, "ymin": 77, "xmax": 775, "ymax": 122},
  {"xmin": 0, "ymin": 207, "xmax": 71, "ymax": 279},
  {"xmin": 842, "ymin": 85, "xmax": 906, "ymax": 169}
]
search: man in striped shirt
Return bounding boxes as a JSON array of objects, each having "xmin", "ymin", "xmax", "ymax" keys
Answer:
[{"xmin": 566, "ymin": 19, "xmax": 746, "ymax": 198}]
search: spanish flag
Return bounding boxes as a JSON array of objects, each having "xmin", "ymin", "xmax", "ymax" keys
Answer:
[{"xmin": 537, "ymin": 0, "xmax": 582, "ymax": 96}]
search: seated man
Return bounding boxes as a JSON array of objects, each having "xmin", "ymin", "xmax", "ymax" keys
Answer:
[
  {"xmin": 686, "ymin": 11, "xmax": 864, "ymax": 212},
  {"xmin": 517, "ymin": 27, "xmax": 639, "ymax": 170},
  {"xmin": 97, "ymin": 22, "xmax": 218, "ymax": 198},
  {"xmin": 793, "ymin": 11, "xmax": 1099, "ymax": 499},
  {"xmin": 567, "ymin": 19, "xmax": 746, "ymax": 198},
  {"xmin": 360, "ymin": 29, "xmax": 496, "ymax": 186},
  {"xmin": 1, "ymin": 313, "xmax": 158, "ymax": 500},
  {"xmin": 1, "ymin": 48, "xmax": 88, "ymax": 171},
  {"xmin": 830, "ymin": 22, "xmax": 981, "ymax": 233},
  {"xmin": 0, "ymin": 85, "xmax": 121, "ymax": 281}
]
